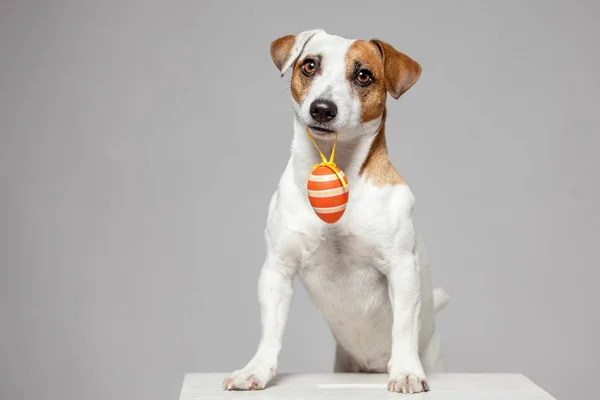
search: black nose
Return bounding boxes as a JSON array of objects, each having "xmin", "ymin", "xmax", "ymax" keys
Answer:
[{"xmin": 309, "ymin": 99, "xmax": 338, "ymax": 123}]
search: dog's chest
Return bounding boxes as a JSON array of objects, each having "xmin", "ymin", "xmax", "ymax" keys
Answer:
[
  {"xmin": 295, "ymin": 179, "xmax": 398, "ymax": 316},
  {"xmin": 297, "ymin": 229, "xmax": 393, "ymax": 366},
  {"xmin": 299, "ymin": 232, "xmax": 388, "ymax": 313}
]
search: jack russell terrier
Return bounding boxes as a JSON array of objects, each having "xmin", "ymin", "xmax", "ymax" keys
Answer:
[{"xmin": 223, "ymin": 29, "xmax": 449, "ymax": 394}]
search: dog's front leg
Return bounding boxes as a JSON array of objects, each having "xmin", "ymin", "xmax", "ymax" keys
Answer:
[
  {"xmin": 222, "ymin": 252, "xmax": 296, "ymax": 391},
  {"xmin": 383, "ymin": 222, "xmax": 428, "ymax": 394}
]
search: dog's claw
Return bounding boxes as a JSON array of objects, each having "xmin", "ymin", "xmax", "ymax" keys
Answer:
[
  {"xmin": 222, "ymin": 378, "xmax": 234, "ymax": 390},
  {"xmin": 221, "ymin": 379, "xmax": 227, "ymax": 390},
  {"xmin": 248, "ymin": 376, "xmax": 264, "ymax": 390}
]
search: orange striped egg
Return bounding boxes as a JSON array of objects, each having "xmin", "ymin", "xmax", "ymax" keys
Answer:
[{"xmin": 307, "ymin": 165, "xmax": 349, "ymax": 224}]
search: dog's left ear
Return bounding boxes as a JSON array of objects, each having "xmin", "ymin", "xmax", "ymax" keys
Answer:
[
  {"xmin": 271, "ymin": 29, "xmax": 323, "ymax": 77},
  {"xmin": 371, "ymin": 40, "xmax": 422, "ymax": 99}
]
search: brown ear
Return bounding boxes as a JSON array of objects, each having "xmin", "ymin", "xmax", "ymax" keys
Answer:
[
  {"xmin": 270, "ymin": 35, "xmax": 296, "ymax": 72},
  {"xmin": 371, "ymin": 40, "xmax": 422, "ymax": 99},
  {"xmin": 270, "ymin": 29, "xmax": 324, "ymax": 77}
]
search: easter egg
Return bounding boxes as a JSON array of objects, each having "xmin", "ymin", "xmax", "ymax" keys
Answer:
[{"xmin": 307, "ymin": 165, "xmax": 349, "ymax": 224}]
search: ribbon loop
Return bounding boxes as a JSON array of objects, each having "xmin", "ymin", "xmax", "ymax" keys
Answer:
[{"xmin": 306, "ymin": 130, "xmax": 347, "ymax": 188}]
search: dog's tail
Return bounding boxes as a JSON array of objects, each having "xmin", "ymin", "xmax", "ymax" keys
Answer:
[{"xmin": 433, "ymin": 287, "xmax": 450, "ymax": 314}]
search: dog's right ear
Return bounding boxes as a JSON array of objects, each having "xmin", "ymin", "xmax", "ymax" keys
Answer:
[{"xmin": 270, "ymin": 29, "xmax": 323, "ymax": 77}]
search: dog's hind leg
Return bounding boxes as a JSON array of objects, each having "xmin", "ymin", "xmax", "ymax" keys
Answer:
[
  {"xmin": 334, "ymin": 344, "xmax": 361, "ymax": 372},
  {"xmin": 433, "ymin": 288, "xmax": 450, "ymax": 313},
  {"xmin": 419, "ymin": 287, "xmax": 449, "ymax": 373},
  {"xmin": 420, "ymin": 328, "xmax": 444, "ymax": 374}
]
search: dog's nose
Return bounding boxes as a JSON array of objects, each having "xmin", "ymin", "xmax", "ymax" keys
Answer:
[{"xmin": 309, "ymin": 99, "xmax": 338, "ymax": 123}]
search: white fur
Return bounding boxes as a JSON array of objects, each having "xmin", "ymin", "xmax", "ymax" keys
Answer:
[
  {"xmin": 292, "ymin": 32, "xmax": 361, "ymax": 136},
  {"xmin": 224, "ymin": 30, "xmax": 448, "ymax": 394}
]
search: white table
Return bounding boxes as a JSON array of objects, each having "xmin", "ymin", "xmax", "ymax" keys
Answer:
[{"xmin": 179, "ymin": 373, "xmax": 556, "ymax": 399}]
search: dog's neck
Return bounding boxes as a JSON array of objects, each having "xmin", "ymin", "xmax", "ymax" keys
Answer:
[{"xmin": 289, "ymin": 112, "xmax": 390, "ymax": 189}]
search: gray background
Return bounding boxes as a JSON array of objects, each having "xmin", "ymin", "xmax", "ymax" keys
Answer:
[{"xmin": 1, "ymin": 1, "xmax": 599, "ymax": 399}]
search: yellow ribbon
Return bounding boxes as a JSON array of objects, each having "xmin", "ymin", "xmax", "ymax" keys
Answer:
[{"xmin": 306, "ymin": 129, "xmax": 348, "ymax": 189}]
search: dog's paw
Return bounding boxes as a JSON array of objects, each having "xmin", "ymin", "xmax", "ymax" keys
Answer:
[
  {"xmin": 387, "ymin": 358, "xmax": 428, "ymax": 394},
  {"xmin": 387, "ymin": 373, "xmax": 429, "ymax": 394},
  {"xmin": 222, "ymin": 364, "xmax": 276, "ymax": 391}
]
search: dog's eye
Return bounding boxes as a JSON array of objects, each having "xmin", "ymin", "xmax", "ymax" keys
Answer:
[
  {"xmin": 301, "ymin": 59, "xmax": 318, "ymax": 76},
  {"xmin": 355, "ymin": 69, "xmax": 373, "ymax": 86}
]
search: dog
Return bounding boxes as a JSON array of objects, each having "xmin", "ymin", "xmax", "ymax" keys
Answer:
[{"xmin": 223, "ymin": 29, "xmax": 449, "ymax": 394}]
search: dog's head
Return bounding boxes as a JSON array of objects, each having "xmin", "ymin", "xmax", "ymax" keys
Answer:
[{"xmin": 271, "ymin": 29, "xmax": 421, "ymax": 140}]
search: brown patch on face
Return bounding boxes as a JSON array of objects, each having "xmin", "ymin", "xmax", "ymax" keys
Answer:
[
  {"xmin": 345, "ymin": 40, "xmax": 387, "ymax": 123},
  {"xmin": 347, "ymin": 42, "xmax": 405, "ymax": 186},
  {"xmin": 359, "ymin": 111, "xmax": 406, "ymax": 186},
  {"xmin": 290, "ymin": 55, "xmax": 320, "ymax": 104},
  {"xmin": 270, "ymin": 34, "xmax": 318, "ymax": 103}
]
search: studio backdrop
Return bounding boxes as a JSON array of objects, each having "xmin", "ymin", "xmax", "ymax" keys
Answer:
[{"xmin": 1, "ymin": 1, "xmax": 599, "ymax": 400}]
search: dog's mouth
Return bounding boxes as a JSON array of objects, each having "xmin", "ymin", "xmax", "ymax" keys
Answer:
[{"xmin": 308, "ymin": 125, "xmax": 336, "ymax": 135}]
